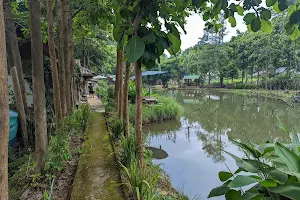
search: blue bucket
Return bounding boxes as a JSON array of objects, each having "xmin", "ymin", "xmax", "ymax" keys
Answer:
[{"xmin": 9, "ymin": 110, "xmax": 18, "ymax": 145}]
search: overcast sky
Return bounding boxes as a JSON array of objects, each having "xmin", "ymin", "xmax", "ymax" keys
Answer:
[{"xmin": 179, "ymin": 13, "xmax": 247, "ymax": 50}]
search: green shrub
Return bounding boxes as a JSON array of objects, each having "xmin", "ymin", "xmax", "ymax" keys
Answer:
[
  {"xmin": 109, "ymin": 116, "xmax": 124, "ymax": 140},
  {"xmin": 129, "ymin": 96, "xmax": 183, "ymax": 124},
  {"xmin": 119, "ymin": 134, "xmax": 137, "ymax": 166}
]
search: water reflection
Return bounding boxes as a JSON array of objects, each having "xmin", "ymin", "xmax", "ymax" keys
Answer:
[{"xmin": 144, "ymin": 90, "xmax": 300, "ymax": 199}]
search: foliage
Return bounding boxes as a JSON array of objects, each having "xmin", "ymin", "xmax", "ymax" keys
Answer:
[
  {"xmin": 119, "ymin": 133, "xmax": 137, "ymax": 167},
  {"xmin": 45, "ymin": 104, "xmax": 90, "ymax": 172},
  {"xmin": 209, "ymin": 125, "xmax": 300, "ymax": 200},
  {"xmin": 129, "ymin": 96, "xmax": 183, "ymax": 124},
  {"xmin": 109, "ymin": 116, "xmax": 124, "ymax": 140}
]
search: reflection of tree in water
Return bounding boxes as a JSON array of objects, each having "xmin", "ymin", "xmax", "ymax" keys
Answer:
[
  {"xmin": 145, "ymin": 119, "xmax": 182, "ymax": 143},
  {"xmin": 196, "ymin": 129, "xmax": 226, "ymax": 163}
]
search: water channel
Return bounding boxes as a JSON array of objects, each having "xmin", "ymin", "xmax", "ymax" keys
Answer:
[{"xmin": 144, "ymin": 90, "xmax": 300, "ymax": 199}]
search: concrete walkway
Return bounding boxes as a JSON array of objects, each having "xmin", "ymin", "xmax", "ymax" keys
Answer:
[{"xmin": 70, "ymin": 98, "xmax": 124, "ymax": 200}]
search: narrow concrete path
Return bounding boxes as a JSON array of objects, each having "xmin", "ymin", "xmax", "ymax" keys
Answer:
[{"xmin": 70, "ymin": 98, "xmax": 124, "ymax": 200}]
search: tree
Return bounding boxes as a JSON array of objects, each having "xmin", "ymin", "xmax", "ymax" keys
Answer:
[
  {"xmin": 4, "ymin": 0, "xmax": 29, "ymax": 115},
  {"xmin": 56, "ymin": 0, "xmax": 67, "ymax": 117},
  {"xmin": 29, "ymin": 0, "xmax": 48, "ymax": 172},
  {"xmin": 45, "ymin": 0, "xmax": 62, "ymax": 125},
  {"xmin": 0, "ymin": 0, "xmax": 9, "ymax": 197},
  {"xmin": 11, "ymin": 66, "xmax": 28, "ymax": 146},
  {"xmin": 114, "ymin": 49, "xmax": 123, "ymax": 107},
  {"xmin": 123, "ymin": 62, "xmax": 131, "ymax": 137}
]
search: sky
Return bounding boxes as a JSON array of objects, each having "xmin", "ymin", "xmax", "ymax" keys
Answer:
[{"xmin": 179, "ymin": 13, "xmax": 247, "ymax": 50}]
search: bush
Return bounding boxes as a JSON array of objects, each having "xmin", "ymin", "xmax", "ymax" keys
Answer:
[
  {"xmin": 45, "ymin": 104, "xmax": 90, "ymax": 172},
  {"xmin": 129, "ymin": 96, "xmax": 183, "ymax": 124},
  {"xmin": 109, "ymin": 116, "xmax": 124, "ymax": 140},
  {"xmin": 118, "ymin": 134, "xmax": 137, "ymax": 166}
]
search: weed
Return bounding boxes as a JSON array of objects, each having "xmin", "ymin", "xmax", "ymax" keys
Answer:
[{"xmin": 109, "ymin": 116, "xmax": 124, "ymax": 140}]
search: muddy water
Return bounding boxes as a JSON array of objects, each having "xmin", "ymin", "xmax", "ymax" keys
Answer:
[{"xmin": 144, "ymin": 90, "xmax": 300, "ymax": 199}]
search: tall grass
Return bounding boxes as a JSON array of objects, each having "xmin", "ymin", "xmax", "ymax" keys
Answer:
[
  {"xmin": 129, "ymin": 96, "xmax": 183, "ymax": 124},
  {"xmin": 109, "ymin": 116, "xmax": 124, "ymax": 140}
]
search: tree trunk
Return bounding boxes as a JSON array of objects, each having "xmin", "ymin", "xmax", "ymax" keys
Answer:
[
  {"xmin": 226, "ymin": 77, "xmax": 228, "ymax": 88},
  {"xmin": 63, "ymin": 0, "xmax": 71, "ymax": 113},
  {"xmin": 56, "ymin": 0, "xmax": 67, "ymax": 117},
  {"xmin": 265, "ymin": 63, "xmax": 268, "ymax": 90},
  {"xmin": 0, "ymin": 1, "xmax": 9, "ymax": 197},
  {"xmin": 135, "ymin": 60, "xmax": 143, "ymax": 168},
  {"xmin": 257, "ymin": 70, "xmax": 260, "ymax": 85},
  {"xmin": 68, "ymin": 17, "xmax": 75, "ymax": 107},
  {"xmin": 118, "ymin": 63, "xmax": 123, "ymax": 120},
  {"xmin": 242, "ymin": 68, "xmax": 245, "ymax": 84},
  {"xmin": 46, "ymin": 0, "xmax": 62, "ymax": 126},
  {"xmin": 208, "ymin": 72, "xmax": 211, "ymax": 87},
  {"xmin": 220, "ymin": 75, "xmax": 223, "ymax": 88},
  {"xmin": 114, "ymin": 48, "xmax": 122, "ymax": 107},
  {"xmin": 11, "ymin": 66, "xmax": 28, "ymax": 146},
  {"xmin": 251, "ymin": 66, "xmax": 254, "ymax": 84},
  {"xmin": 4, "ymin": 0, "xmax": 29, "ymax": 114},
  {"xmin": 29, "ymin": 0, "xmax": 48, "ymax": 172},
  {"xmin": 123, "ymin": 62, "xmax": 130, "ymax": 137}
]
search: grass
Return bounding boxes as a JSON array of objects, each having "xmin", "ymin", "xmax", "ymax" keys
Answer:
[
  {"xmin": 214, "ymin": 88, "xmax": 295, "ymax": 101},
  {"xmin": 129, "ymin": 96, "xmax": 183, "ymax": 124}
]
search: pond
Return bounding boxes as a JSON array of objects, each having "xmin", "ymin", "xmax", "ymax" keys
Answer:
[{"xmin": 144, "ymin": 90, "xmax": 300, "ymax": 199}]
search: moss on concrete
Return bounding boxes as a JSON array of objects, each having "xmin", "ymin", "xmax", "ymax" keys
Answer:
[{"xmin": 70, "ymin": 112, "xmax": 124, "ymax": 200}]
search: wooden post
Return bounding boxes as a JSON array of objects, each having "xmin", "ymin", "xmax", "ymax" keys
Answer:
[{"xmin": 11, "ymin": 66, "xmax": 28, "ymax": 146}]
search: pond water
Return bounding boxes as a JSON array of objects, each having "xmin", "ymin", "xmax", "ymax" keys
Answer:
[{"xmin": 144, "ymin": 90, "xmax": 300, "ymax": 199}]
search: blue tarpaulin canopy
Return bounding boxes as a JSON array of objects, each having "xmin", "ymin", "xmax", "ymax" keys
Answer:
[{"xmin": 131, "ymin": 71, "xmax": 168, "ymax": 79}]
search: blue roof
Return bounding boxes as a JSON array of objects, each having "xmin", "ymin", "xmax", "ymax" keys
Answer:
[{"xmin": 131, "ymin": 71, "xmax": 168, "ymax": 79}]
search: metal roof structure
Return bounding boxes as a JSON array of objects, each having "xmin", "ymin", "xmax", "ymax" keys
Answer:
[
  {"xmin": 131, "ymin": 71, "xmax": 168, "ymax": 79},
  {"xmin": 93, "ymin": 75, "xmax": 107, "ymax": 80},
  {"xmin": 183, "ymin": 75, "xmax": 200, "ymax": 80}
]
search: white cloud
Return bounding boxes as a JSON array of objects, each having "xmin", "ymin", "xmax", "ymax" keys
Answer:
[{"xmin": 180, "ymin": 13, "xmax": 247, "ymax": 50}]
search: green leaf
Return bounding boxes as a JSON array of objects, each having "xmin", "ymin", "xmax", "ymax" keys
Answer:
[
  {"xmin": 251, "ymin": 18, "xmax": 261, "ymax": 32},
  {"xmin": 229, "ymin": 3, "xmax": 237, "ymax": 12},
  {"xmin": 266, "ymin": 0, "xmax": 277, "ymax": 6},
  {"xmin": 260, "ymin": 180, "xmax": 277, "ymax": 187},
  {"xmin": 219, "ymin": 171, "xmax": 233, "ymax": 182},
  {"xmin": 244, "ymin": 13, "xmax": 256, "ymax": 24},
  {"xmin": 192, "ymin": 0, "xmax": 204, "ymax": 8},
  {"xmin": 226, "ymin": 152, "xmax": 259, "ymax": 173},
  {"xmin": 167, "ymin": 33, "xmax": 181, "ymax": 54},
  {"xmin": 228, "ymin": 175, "xmax": 261, "ymax": 188},
  {"xmin": 261, "ymin": 19, "xmax": 273, "ymax": 34},
  {"xmin": 256, "ymin": 143, "xmax": 300, "ymax": 155},
  {"xmin": 266, "ymin": 168, "xmax": 288, "ymax": 184},
  {"xmin": 229, "ymin": 138, "xmax": 262, "ymax": 158},
  {"xmin": 208, "ymin": 182, "xmax": 230, "ymax": 198},
  {"xmin": 290, "ymin": 25, "xmax": 300, "ymax": 40},
  {"xmin": 260, "ymin": 9, "xmax": 272, "ymax": 20},
  {"xmin": 241, "ymin": 187, "xmax": 260, "ymax": 200},
  {"xmin": 142, "ymin": 33, "xmax": 156, "ymax": 44},
  {"xmin": 225, "ymin": 190, "xmax": 241, "ymax": 200},
  {"xmin": 228, "ymin": 16, "xmax": 237, "ymax": 27},
  {"xmin": 268, "ymin": 183, "xmax": 300, "ymax": 199},
  {"xmin": 273, "ymin": 1, "xmax": 281, "ymax": 13},
  {"xmin": 203, "ymin": 12, "xmax": 209, "ymax": 21},
  {"xmin": 274, "ymin": 142, "xmax": 300, "ymax": 173},
  {"xmin": 124, "ymin": 36, "xmax": 145, "ymax": 63},
  {"xmin": 236, "ymin": 5, "xmax": 244, "ymax": 15}
]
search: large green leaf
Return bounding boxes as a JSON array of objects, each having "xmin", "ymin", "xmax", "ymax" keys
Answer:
[
  {"xmin": 259, "ymin": 180, "xmax": 277, "ymax": 187},
  {"xmin": 208, "ymin": 181, "xmax": 230, "ymax": 198},
  {"xmin": 266, "ymin": 168, "xmax": 288, "ymax": 184},
  {"xmin": 228, "ymin": 16, "xmax": 237, "ymax": 27},
  {"xmin": 266, "ymin": 0, "xmax": 277, "ymax": 6},
  {"xmin": 229, "ymin": 138, "xmax": 262, "ymax": 158},
  {"xmin": 268, "ymin": 183, "xmax": 300, "ymax": 199},
  {"xmin": 251, "ymin": 18, "xmax": 261, "ymax": 32},
  {"xmin": 241, "ymin": 187, "xmax": 260, "ymax": 200},
  {"xmin": 228, "ymin": 175, "xmax": 261, "ymax": 188},
  {"xmin": 274, "ymin": 142, "xmax": 300, "ymax": 173},
  {"xmin": 167, "ymin": 33, "xmax": 181, "ymax": 55},
  {"xmin": 260, "ymin": 9, "xmax": 272, "ymax": 20},
  {"xmin": 226, "ymin": 152, "xmax": 259, "ymax": 173},
  {"xmin": 225, "ymin": 190, "xmax": 241, "ymax": 200},
  {"xmin": 261, "ymin": 19, "xmax": 273, "ymax": 34},
  {"xmin": 219, "ymin": 171, "xmax": 233, "ymax": 182},
  {"xmin": 244, "ymin": 13, "xmax": 256, "ymax": 24},
  {"xmin": 236, "ymin": 5, "xmax": 244, "ymax": 15},
  {"xmin": 255, "ymin": 143, "xmax": 300, "ymax": 154},
  {"xmin": 124, "ymin": 36, "xmax": 145, "ymax": 63}
]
